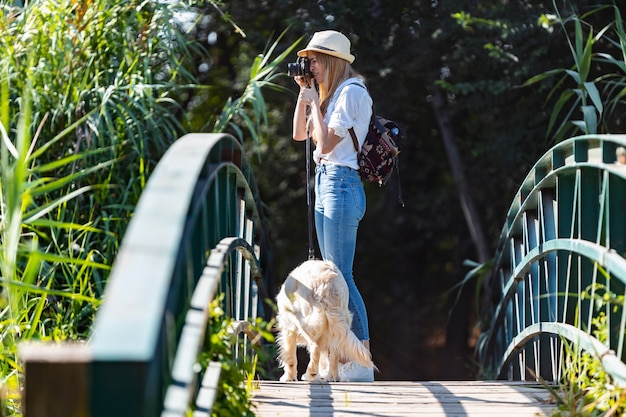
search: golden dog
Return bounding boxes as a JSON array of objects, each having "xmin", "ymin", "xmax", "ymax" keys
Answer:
[{"xmin": 276, "ymin": 259, "xmax": 374, "ymax": 382}]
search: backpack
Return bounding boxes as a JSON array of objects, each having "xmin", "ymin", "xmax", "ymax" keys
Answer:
[{"xmin": 347, "ymin": 83, "xmax": 405, "ymax": 205}]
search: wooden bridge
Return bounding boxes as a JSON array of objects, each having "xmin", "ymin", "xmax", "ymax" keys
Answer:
[
  {"xmin": 19, "ymin": 133, "xmax": 626, "ymax": 416},
  {"xmin": 252, "ymin": 380, "xmax": 554, "ymax": 416}
]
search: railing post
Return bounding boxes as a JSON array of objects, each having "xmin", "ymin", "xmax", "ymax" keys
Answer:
[{"xmin": 19, "ymin": 343, "xmax": 91, "ymax": 417}]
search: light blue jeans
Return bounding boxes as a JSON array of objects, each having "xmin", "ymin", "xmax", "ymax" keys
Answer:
[{"xmin": 314, "ymin": 164, "xmax": 369, "ymax": 341}]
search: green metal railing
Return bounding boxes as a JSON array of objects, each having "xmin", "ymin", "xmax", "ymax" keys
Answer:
[
  {"xmin": 478, "ymin": 134, "xmax": 626, "ymax": 386},
  {"xmin": 20, "ymin": 133, "xmax": 272, "ymax": 417}
]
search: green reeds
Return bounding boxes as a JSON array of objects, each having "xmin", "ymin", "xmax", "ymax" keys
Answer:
[
  {"xmin": 0, "ymin": 0, "xmax": 201, "ymax": 413},
  {"xmin": 526, "ymin": 3, "xmax": 626, "ymax": 142}
]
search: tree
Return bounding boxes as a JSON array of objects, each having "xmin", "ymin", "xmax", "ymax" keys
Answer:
[{"xmin": 180, "ymin": 0, "xmax": 612, "ymax": 380}]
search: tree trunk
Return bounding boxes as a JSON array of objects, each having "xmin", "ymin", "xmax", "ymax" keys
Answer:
[
  {"xmin": 432, "ymin": 88, "xmax": 491, "ymax": 379},
  {"xmin": 431, "ymin": 89, "xmax": 490, "ymax": 264}
]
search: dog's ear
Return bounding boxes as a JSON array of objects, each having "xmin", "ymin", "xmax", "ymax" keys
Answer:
[
  {"xmin": 315, "ymin": 264, "xmax": 338, "ymax": 285},
  {"xmin": 312, "ymin": 268, "xmax": 340, "ymax": 302}
]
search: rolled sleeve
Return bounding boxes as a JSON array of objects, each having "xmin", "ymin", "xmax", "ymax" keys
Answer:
[{"xmin": 327, "ymin": 84, "xmax": 366, "ymax": 139}]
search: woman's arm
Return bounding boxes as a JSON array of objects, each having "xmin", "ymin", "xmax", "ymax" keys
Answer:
[
  {"xmin": 307, "ymin": 99, "xmax": 340, "ymax": 153},
  {"xmin": 292, "ymin": 98, "xmax": 309, "ymax": 141},
  {"xmin": 292, "ymin": 76, "xmax": 312, "ymax": 142},
  {"xmin": 296, "ymin": 82, "xmax": 341, "ymax": 152}
]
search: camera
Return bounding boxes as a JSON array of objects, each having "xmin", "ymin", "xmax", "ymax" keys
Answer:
[{"xmin": 287, "ymin": 57, "xmax": 311, "ymax": 78}]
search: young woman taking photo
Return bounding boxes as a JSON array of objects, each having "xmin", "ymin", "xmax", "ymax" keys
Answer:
[{"xmin": 291, "ymin": 30, "xmax": 374, "ymax": 382}]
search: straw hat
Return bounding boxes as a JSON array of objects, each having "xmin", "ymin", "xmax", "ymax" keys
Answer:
[{"xmin": 297, "ymin": 30, "xmax": 355, "ymax": 64}]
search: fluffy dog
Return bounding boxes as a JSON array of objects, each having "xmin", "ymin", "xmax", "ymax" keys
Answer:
[{"xmin": 276, "ymin": 259, "xmax": 374, "ymax": 382}]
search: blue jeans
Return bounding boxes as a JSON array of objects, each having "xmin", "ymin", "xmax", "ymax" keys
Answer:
[{"xmin": 314, "ymin": 164, "xmax": 369, "ymax": 341}]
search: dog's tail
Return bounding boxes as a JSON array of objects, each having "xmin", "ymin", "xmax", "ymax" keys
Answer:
[
  {"xmin": 314, "ymin": 262, "xmax": 374, "ymax": 370},
  {"xmin": 325, "ymin": 307, "xmax": 373, "ymax": 369}
]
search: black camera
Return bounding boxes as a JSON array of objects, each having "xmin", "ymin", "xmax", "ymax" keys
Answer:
[{"xmin": 287, "ymin": 56, "xmax": 311, "ymax": 78}]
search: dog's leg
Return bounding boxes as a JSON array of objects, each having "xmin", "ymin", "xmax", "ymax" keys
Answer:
[
  {"xmin": 326, "ymin": 347, "xmax": 339, "ymax": 382},
  {"xmin": 303, "ymin": 341, "xmax": 321, "ymax": 381},
  {"xmin": 319, "ymin": 348, "xmax": 330, "ymax": 380},
  {"xmin": 278, "ymin": 330, "xmax": 298, "ymax": 382}
]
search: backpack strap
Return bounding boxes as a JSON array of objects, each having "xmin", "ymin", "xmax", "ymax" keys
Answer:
[{"xmin": 348, "ymin": 127, "xmax": 359, "ymax": 152}]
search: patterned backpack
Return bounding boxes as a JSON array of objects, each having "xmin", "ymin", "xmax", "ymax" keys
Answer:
[{"xmin": 347, "ymin": 84, "xmax": 405, "ymax": 205}]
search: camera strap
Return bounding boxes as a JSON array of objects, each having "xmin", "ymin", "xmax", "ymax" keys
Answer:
[{"xmin": 305, "ymin": 109, "xmax": 316, "ymax": 260}]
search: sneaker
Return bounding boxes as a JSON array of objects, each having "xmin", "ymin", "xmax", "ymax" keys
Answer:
[
  {"xmin": 301, "ymin": 368, "xmax": 328, "ymax": 381},
  {"xmin": 339, "ymin": 362, "xmax": 374, "ymax": 382}
]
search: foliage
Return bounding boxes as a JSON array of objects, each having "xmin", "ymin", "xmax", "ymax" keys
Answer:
[
  {"xmin": 549, "ymin": 319, "xmax": 626, "ymax": 417},
  {"xmin": 547, "ymin": 268, "xmax": 626, "ymax": 416},
  {"xmin": 211, "ymin": 29, "xmax": 301, "ymax": 151},
  {"xmin": 198, "ymin": 296, "xmax": 275, "ymax": 417},
  {"xmin": 0, "ymin": 0, "xmax": 291, "ymax": 413},
  {"xmin": 0, "ymin": 0, "xmax": 203, "ymax": 413},
  {"xmin": 0, "ymin": 51, "xmax": 110, "ymax": 417},
  {"xmin": 525, "ymin": 2, "xmax": 626, "ymax": 142}
]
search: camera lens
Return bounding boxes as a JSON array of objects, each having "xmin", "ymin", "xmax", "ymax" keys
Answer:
[{"xmin": 287, "ymin": 62, "xmax": 300, "ymax": 77}]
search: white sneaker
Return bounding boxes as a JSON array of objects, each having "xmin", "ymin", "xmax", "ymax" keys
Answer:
[
  {"xmin": 301, "ymin": 365, "xmax": 329, "ymax": 381},
  {"xmin": 339, "ymin": 362, "xmax": 374, "ymax": 382}
]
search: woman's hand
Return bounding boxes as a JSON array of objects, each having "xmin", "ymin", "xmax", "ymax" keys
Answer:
[
  {"xmin": 294, "ymin": 75, "xmax": 309, "ymax": 88},
  {"xmin": 294, "ymin": 76, "xmax": 318, "ymax": 105},
  {"xmin": 298, "ymin": 83, "xmax": 319, "ymax": 106}
]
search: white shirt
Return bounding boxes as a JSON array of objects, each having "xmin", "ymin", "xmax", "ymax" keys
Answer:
[{"xmin": 313, "ymin": 77, "xmax": 372, "ymax": 170}]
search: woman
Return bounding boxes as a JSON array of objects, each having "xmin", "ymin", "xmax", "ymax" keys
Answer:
[{"xmin": 292, "ymin": 30, "xmax": 374, "ymax": 382}]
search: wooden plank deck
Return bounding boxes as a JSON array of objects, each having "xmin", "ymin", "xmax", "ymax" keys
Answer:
[{"xmin": 252, "ymin": 380, "xmax": 556, "ymax": 416}]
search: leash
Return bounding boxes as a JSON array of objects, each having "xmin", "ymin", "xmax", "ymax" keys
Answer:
[{"xmin": 305, "ymin": 109, "xmax": 316, "ymax": 260}]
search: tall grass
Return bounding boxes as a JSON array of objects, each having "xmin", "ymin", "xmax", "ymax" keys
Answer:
[
  {"xmin": 0, "ymin": 0, "xmax": 295, "ymax": 414},
  {"xmin": 544, "ymin": 315, "xmax": 626, "ymax": 416},
  {"xmin": 527, "ymin": 3, "xmax": 626, "ymax": 141},
  {"xmin": 0, "ymin": 84, "xmax": 110, "ymax": 412},
  {"xmin": 0, "ymin": 0, "xmax": 201, "ymax": 413}
]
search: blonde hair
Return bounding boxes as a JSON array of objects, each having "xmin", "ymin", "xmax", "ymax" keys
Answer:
[{"xmin": 311, "ymin": 52, "xmax": 363, "ymax": 115}]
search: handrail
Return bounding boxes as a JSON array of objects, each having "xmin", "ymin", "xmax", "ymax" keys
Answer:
[
  {"xmin": 501, "ymin": 323, "xmax": 626, "ymax": 386},
  {"xmin": 162, "ymin": 237, "xmax": 261, "ymax": 416},
  {"xmin": 478, "ymin": 134, "xmax": 626, "ymax": 385},
  {"xmin": 20, "ymin": 133, "xmax": 273, "ymax": 417}
]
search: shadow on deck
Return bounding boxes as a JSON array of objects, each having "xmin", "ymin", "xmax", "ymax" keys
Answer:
[{"xmin": 252, "ymin": 380, "xmax": 555, "ymax": 416}]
